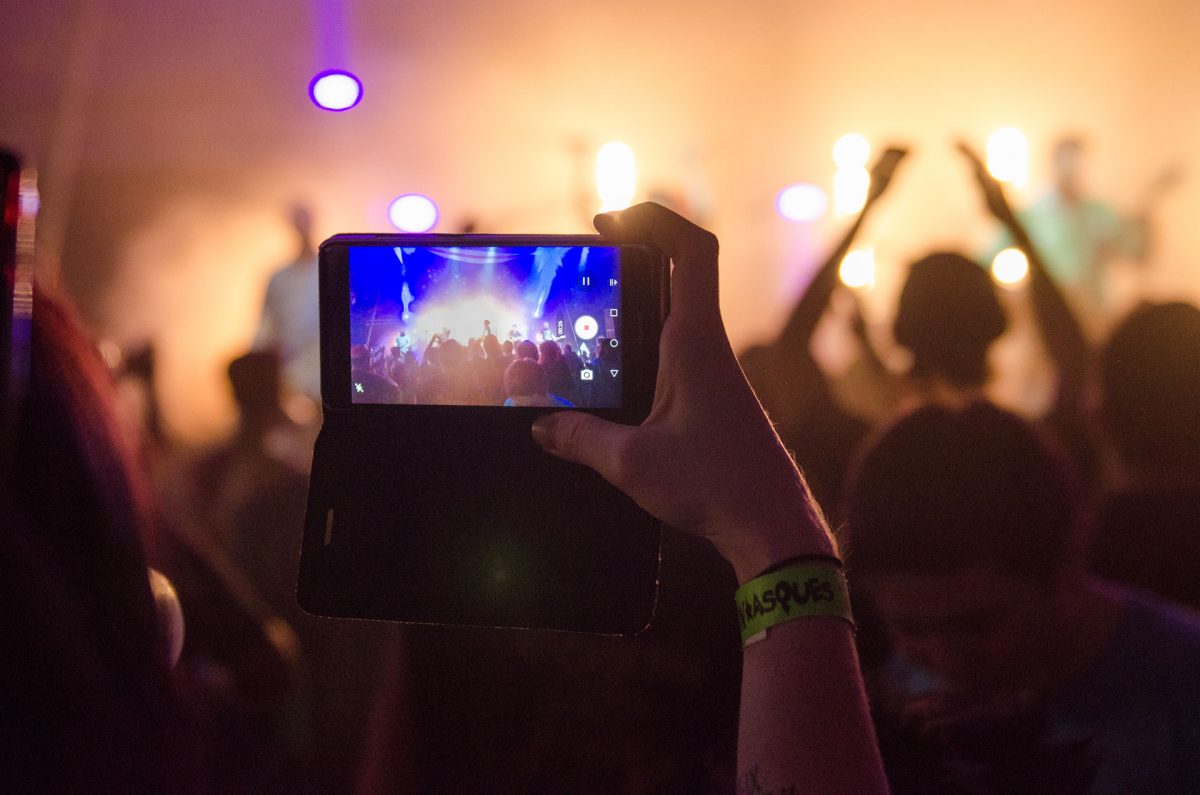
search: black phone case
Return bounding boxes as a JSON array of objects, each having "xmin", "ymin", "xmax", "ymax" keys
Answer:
[{"xmin": 298, "ymin": 409, "xmax": 661, "ymax": 634}]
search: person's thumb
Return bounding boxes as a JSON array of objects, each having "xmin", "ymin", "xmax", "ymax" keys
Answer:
[{"xmin": 531, "ymin": 411, "xmax": 634, "ymax": 485}]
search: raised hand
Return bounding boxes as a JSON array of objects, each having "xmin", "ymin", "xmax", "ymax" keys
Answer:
[
  {"xmin": 531, "ymin": 202, "xmax": 835, "ymax": 583},
  {"xmin": 866, "ymin": 146, "xmax": 910, "ymax": 206},
  {"xmin": 956, "ymin": 141, "xmax": 1018, "ymax": 228}
]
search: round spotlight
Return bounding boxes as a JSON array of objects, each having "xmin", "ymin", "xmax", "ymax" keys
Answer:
[
  {"xmin": 595, "ymin": 141, "xmax": 637, "ymax": 212},
  {"xmin": 833, "ymin": 133, "xmax": 871, "ymax": 169},
  {"xmin": 991, "ymin": 247, "xmax": 1030, "ymax": 287},
  {"xmin": 777, "ymin": 183, "xmax": 828, "ymax": 222},
  {"xmin": 309, "ymin": 70, "xmax": 363, "ymax": 112},
  {"xmin": 839, "ymin": 247, "xmax": 876, "ymax": 289},
  {"xmin": 986, "ymin": 127, "xmax": 1029, "ymax": 186},
  {"xmin": 388, "ymin": 194, "xmax": 439, "ymax": 232}
]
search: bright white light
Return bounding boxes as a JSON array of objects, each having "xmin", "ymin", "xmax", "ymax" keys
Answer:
[
  {"xmin": 595, "ymin": 142, "xmax": 637, "ymax": 212},
  {"xmin": 309, "ymin": 71, "xmax": 363, "ymax": 111},
  {"xmin": 987, "ymin": 127, "xmax": 1029, "ymax": 187},
  {"xmin": 777, "ymin": 183, "xmax": 828, "ymax": 222},
  {"xmin": 839, "ymin": 247, "xmax": 876, "ymax": 288},
  {"xmin": 405, "ymin": 295, "xmax": 525, "ymax": 342},
  {"xmin": 388, "ymin": 194, "xmax": 438, "ymax": 232},
  {"xmin": 833, "ymin": 168, "xmax": 871, "ymax": 216},
  {"xmin": 832, "ymin": 133, "xmax": 871, "ymax": 169},
  {"xmin": 991, "ymin": 247, "xmax": 1030, "ymax": 287}
]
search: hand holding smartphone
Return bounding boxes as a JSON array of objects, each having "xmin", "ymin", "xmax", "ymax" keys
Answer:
[{"xmin": 299, "ymin": 234, "xmax": 668, "ymax": 633}]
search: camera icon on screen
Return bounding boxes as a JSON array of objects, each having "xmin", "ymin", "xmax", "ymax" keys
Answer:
[{"xmin": 580, "ymin": 369, "xmax": 594, "ymax": 381}]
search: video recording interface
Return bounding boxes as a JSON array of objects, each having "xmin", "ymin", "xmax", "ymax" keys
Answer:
[{"xmin": 348, "ymin": 244, "xmax": 622, "ymax": 407}]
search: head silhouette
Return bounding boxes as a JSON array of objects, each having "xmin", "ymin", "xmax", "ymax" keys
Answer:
[
  {"xmin": 1100, "ymin": 302, "xmax": 1200, "ymax": 476},
  {"xmin": 504, "ymin": 358, "xmax": 550, "ymax": 406},
  {"xmin": 893, "ymin": 252, "xmax": 1007, "ymax": 390},
  {"xmin": 515, "ymin": 340, "xmax": 539, "ymax": 361},
  {"xmin": 846, "ymin": 402, "xmax": 1083, "ymax": 693},
  {"xmin": 847, "ymin": 402, "xmax": 1079, "ymax": 585}
]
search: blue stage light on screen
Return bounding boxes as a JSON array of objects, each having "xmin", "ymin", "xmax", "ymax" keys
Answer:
[{"xmin": 309, "ymin": 70, "xmax": 363, "ymax": 111}]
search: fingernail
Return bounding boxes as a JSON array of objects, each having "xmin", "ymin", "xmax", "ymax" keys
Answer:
[{"xmin": 531, "ymin": 415, "xmax": 558, "ymax": 451}]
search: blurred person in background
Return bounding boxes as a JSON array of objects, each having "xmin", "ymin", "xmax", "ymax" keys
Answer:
[
  {"xmin": 256, "ymin": 203, "xmax": 322, "ymax": 404},
  {"xmin": 987, "ymin": 136, "xmax": 1179, "ymax": 329},
  {"xmin": 847, "ymin": 402, "xmax": 1200, "ymax": 793},
  {"xmin": 1088, "ymin": 301, "xmax": 1200, "ymax": 612},
  {"xmin": 3, "ymin": 286, "xmax": 199, "ymax": 791},
  {"xmin": 192, "ymin": 350, "xmax": 389, "ymax": 792}
]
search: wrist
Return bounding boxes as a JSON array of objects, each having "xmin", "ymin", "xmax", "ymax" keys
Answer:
[
  {"xmin": 735, "ymin": 558, "xmax": 854, "ymax": 644},
  {"xmin": 717, "ymin": 502, "xmax": 838, "ymax": 585}
]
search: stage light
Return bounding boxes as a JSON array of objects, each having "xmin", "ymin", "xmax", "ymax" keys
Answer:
[
  {"xmin": 991, "ymin": 247, "xmax": 1029, "ymax": 287},
  {"xmin": 595, "ymin": 142, "xmax": 637, "ymax": 212},
  {"xmin": 839, "ymin": 247, "xmax": 875, "ymax": 288},
  {"xmin": 987, "ymin": 127, "xmax": 1029, "ymax": 187},
  {"xmin": 777, "ymin": 183, "xmax": 828, "ymax": 222},
  {"xmin": 388, "ymin": 194, "xmax": 438, "ymax": 232},
  {"xmin": 833, "ymin": 168, "xmax": 870, "ymax": 216},
  {"xmin": 833, "ymin": 133, "xmax": 871, "ymax": 169},
  {"xmin": 309, "ymin": 70, "xmax": 363, "ymax": 111}
]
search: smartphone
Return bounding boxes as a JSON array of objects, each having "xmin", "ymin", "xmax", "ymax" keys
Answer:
[
  {"xmin": 318, "ymin": 235, "xmax": 665, "ymax": 416},
  {"xmin": 298, "ymin": 235, "xmax": 668, "ymax": 634}
]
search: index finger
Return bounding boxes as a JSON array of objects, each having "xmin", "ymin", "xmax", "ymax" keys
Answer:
[{"xmin": 594, "ymin": 202, "xmax": 720, "ymax": 326}]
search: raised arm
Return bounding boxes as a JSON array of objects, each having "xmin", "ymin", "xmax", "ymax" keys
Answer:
[
  {"xmin": 957, "ymin": 142, "xmax": 1090, "ymax": 418},
  {"xmin": 532, "ymin": 203, "xmax": 888, "ymax": 793},
  {"xmin": 777, "ymin": 147, "xmax": 908, "ymax": 353}
]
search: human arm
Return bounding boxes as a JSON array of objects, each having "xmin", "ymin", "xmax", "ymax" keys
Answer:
[
  {"xmin": 957, "ymin": 142, "xmax": 1091, "ymax": 417},
  {"xmin": 776, "ymin": 147, "xmax": 908, "ymax": 354},
  {"xmin": 532, "ymin": 203, "xmax": 888, "ymax": 793},
  {"xmin": 746, "ymin": 147, "xmax": 907, "ymax": 432}
]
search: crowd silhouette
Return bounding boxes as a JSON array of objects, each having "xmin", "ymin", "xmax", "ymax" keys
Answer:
[
  {"xmin": 350, "ymin": 327, "xmax": 620, "ymax": 408},
  {"xmin": 4, "ymin": 134, "xmax": 1200, "ymax": 792}
]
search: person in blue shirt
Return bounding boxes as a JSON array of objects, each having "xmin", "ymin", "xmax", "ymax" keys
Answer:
[
  {"xmin": 847, "ymin": 401, "xmax": 1200, "ymax": 793},
  {"xmin": 502, "ymin": 357, "xmax": 574, "ymax": 407}
]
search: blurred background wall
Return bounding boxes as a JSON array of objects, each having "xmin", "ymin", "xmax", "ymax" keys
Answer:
[{"xmin": 3, "ymin": 0, "xmax": 1198, "ymax": 441}]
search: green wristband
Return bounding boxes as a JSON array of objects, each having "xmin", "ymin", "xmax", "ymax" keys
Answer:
[{"xmin": 735, "ymin": 562, "xmax": 854, "ymax": 645}]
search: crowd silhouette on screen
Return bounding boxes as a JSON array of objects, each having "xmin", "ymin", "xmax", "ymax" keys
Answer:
[
  {"xmin": 5, "ymin": 131, "xmax": 1200, "ymax": 794},
  {"xmin": 350, "ymin": 328, "xmax": 622, "ymax": 408}
]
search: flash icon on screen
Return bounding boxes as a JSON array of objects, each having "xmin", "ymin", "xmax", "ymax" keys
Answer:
[{"xmin": 354, "ymin": 383, "xmax": 364, "ymax": 393}]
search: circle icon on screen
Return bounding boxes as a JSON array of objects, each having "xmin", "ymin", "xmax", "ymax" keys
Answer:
[{"xmin": 574, "ymin": 315, "xmax": 599, "ymax": 340}]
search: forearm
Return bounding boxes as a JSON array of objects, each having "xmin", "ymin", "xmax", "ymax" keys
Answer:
[
  {"xmin": 719, "ymin": 506, "xmax": 888, "ymax": 794},
  {"xmin": 778, "ymin": 213, "xmax": 868, "ymax": 351},
  {"xmin": 739, "ymin": 619, "xmax": 887, "ymax": 794},
  {"xmin": 1007, "ymin": 223, "xmax": 1090, "ymax": 404}
]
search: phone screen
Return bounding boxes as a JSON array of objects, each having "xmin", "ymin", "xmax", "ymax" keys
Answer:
[{"xmin": 348, "ymin": 244, "xmax": 623, "ymax": 408}]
